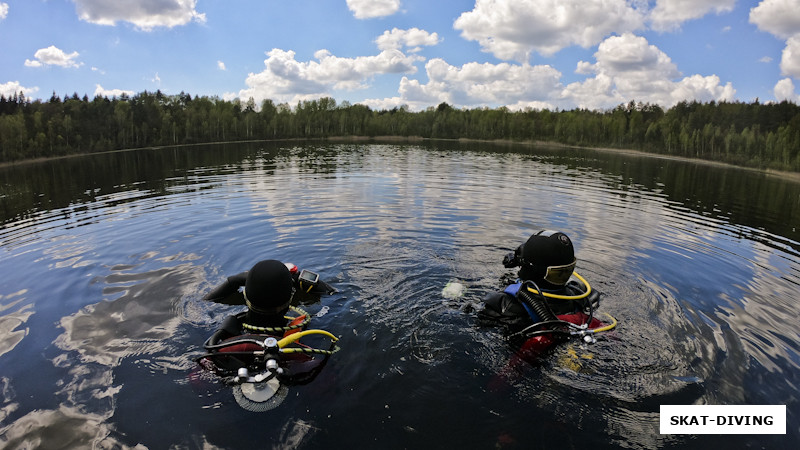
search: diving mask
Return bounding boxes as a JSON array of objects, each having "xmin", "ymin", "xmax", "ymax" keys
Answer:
[{"xmin": 543, "ymin": 259, "xmax": 576, "ymax": 286}]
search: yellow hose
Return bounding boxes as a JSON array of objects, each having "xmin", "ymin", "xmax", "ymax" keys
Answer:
[
  {"xmin": 590, "ymin": 312, "xmax": 618, "ymax": 333},
  {"xmin": 525, "ymin": 272, "xmax": 592, "ymax": 300},
  {"xmin": 276, "ymin": 329, "xmax": 339, "ymax": 349},
  {"xmin": 522, "ymin": 273, "xmax": 618, "ymax": 334}
]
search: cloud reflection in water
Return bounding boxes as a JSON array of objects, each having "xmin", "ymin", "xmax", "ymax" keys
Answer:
[{"xmin": 1, "ymin": 256, "xmax": 204, "ymax": 448}]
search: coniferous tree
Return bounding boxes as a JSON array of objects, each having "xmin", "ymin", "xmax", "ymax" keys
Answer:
[{"xmin": 1, "ymin": 90, "xmax": 799, "ymax": 172}]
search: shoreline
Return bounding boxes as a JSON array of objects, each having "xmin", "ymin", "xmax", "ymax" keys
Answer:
[
  {"xmin": 574, "ymin": 143, "xmax": 800, "ymax": 184},
  {"xmin": 2, "ymin": 136, "xmax": 799, "ymax": 183},
  {"xmin": 460, "ymin": 137, "xmax": 800, "ymax": 183}
]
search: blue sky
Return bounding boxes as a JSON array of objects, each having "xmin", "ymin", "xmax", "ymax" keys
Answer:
[{"xmin": 1, "ymin": 0, "xmax": 800, "ymax": 111}]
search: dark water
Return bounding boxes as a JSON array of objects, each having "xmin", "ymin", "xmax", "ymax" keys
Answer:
[{"xmin": 1, "ymin": 141, "xmax": 798, "ymax": 449}]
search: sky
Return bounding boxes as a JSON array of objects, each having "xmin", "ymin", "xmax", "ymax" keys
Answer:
[{"xmin": 1, "ymin": 0, "xmax": 800, "ymax": 111}]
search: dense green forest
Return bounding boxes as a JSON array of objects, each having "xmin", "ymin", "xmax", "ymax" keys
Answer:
[{"xmin": 1, "ymin": 90, "xmax": 799, "ymax": 171}]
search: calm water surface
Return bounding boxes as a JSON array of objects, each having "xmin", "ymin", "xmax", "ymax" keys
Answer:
[{"xmin": 1, "ymin": 142, "xmax": 798, "ymax": 449}]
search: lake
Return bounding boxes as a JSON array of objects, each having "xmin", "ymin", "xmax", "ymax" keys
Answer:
[{"xmin": 1, "ymin": 141, "xmax": 798, "ymax": 449}]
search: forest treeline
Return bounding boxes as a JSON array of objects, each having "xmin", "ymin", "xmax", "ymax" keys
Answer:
[{"xmin": 1, "ymin": 90, "xmax": 800, "ymax": 171}]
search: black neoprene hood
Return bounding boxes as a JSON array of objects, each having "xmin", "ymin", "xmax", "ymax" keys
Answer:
[
  {"xmin": 244, "ymin": 259, "xmax": 294, "ymax": 315},
  {"xmin": 518, "ymin": 230, "xmax": 575, "ymax": 285}
]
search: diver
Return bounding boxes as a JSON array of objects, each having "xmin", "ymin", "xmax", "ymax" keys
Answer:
[
  {"xmin": 197, "ymin": 259, "xmax": 340, "ymax": 411},
  {"xmin": 202, "ymin": 259, "xmax": 335, "ymax": 330},
  {"xmin": 479, "ymin": 230, "xmax": 616, "ymax": 362}
]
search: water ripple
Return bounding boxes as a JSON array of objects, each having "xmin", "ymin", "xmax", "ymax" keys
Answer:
[{"xmin": 1, "ymin": 142, "xmax": 798, "ymax": 448}]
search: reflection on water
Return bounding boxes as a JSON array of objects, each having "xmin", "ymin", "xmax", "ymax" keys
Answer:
[
  {"xmin": 0, "ymin": 142, "xmax": 798, "ymax": 448},
  {"xmin": 0, "ymin": 291, "xmax": 31, "ymax": 359},
  {"xmin": 0, "ymin": 255, "xmax": 207, "ymax": 449}
]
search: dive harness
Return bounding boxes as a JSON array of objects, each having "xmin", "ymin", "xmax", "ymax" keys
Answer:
[
  {"xmin": 197, "ymin": 305, "xmax": 340, "ymax": 412},
  {"xmin": 198, "ymin": 306, "xmax": 340, "ymax": 383},
  {"xmin": 510, "ymin": 272, "xmax": 617, "ymax": 344}
]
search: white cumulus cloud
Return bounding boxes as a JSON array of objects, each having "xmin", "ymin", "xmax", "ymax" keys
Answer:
[
  {"xmin": 781, "ymin": 35, "xmax": 800, "ymax": 78},
  {"xmin": 347, "ymin": 0, "xmax": 401, "ymax": 19},
  {"xmin": 560, "ymin": 74, "xmax": 621, "ymax": 110},
  {"xmin": 774, "ymin": 78, "xmax": 800, "ymax": 101},
  {"xmin": 217, "ymin": 61, "xmax": 226, "ymax": 71},
  {"xmin": 749, "ymin": 0, "xmax": 800, "ymax": 40},
  {"xmin": 94, "ymin": 84, "xmax": 134, "ymax": 98},
  {"xmin": 562, "ymin": 33, "xmax": 734, "ymax": 110},
  {"xmin": 0, "ymin": 3, "xmax": 9, "ymax": 21},
  {"xmin": 649, "ymin": 0, "xmax": 736, "ymax": 32},
  {"xmin": 454, "ymin": 0, "xmax": 645, "ymax": 61},
  {"xmin": 0, "ymin": 81, "xmax": 39, "ymax": 98},
  {"xmin": 24, "ymin": 46, "xmax": 83, "ymax": 68},
  {"xmin": 750, "ymin": 0, "xmax": 800, "ymax": 84},
  {"xmin": 376, "ymin": 28, "xmax": 441, "ymax": 52},
  {"xmin": 238, "ymin": 47, "xmax": 421, "ymax": 105},
  {"xmin": 72, "ymin": 0, "xmax": 206, "ymax": 30},
  {"xmin": 365, "ymin": 59, "xmax": 562, "ymax": 110}
]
